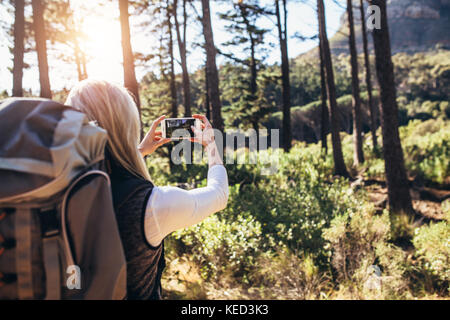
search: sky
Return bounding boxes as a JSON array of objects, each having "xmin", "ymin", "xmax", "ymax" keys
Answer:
[{"xmin": 0, "ymin": 0, "xmax": 345, "ymax": 95}]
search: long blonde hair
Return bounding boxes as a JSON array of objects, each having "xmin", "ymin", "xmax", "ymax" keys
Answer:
[{"xmin": 65, "ymin": 79, "xmax": 151, "ymax": 180}]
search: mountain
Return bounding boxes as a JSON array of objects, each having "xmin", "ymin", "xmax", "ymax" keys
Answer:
[{"xmin": 329, "ymin": 0, "xmax": 450, "ymax": 54}]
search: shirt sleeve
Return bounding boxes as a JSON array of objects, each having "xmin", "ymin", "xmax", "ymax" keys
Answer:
[{"xmin": 144, "ymin": 165, "xmax": 229, "ymax": 247}]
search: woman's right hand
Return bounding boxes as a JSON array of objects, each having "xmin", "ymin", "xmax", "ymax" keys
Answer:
[
  {"xmin": 190, "ymin": 114, "xmax": 223, "ymax": 167},
  {"xmin": 190, "ymin": 114, "xmax": 215, "ymax": 148}
]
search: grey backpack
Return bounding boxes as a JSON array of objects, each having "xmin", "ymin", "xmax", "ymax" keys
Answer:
[{"xmin": 0, "ymin": 98, "xmax": 127, "ymax": 300}]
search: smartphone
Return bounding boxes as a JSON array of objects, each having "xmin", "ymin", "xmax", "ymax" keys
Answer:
[{"xmin": 162, "ymin": 117, "xmax": 201, "ymax": 140}]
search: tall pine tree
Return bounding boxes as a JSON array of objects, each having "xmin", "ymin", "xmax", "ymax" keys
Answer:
[
  {"xmin": 317, "ymin": 0, "xmax": 348, "ymax": 177},
  {"xmin": 368, "ymin": 0, "xmax": 413, "ymax": 215},
  {"xmin": 347, "ymin": 0, "xmax": 364, "ymax": 164}
]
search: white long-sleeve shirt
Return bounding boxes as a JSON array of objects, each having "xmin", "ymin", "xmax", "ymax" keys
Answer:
[{"xmin": 144, "ymin": 164, "xmax": 229, "ymax": 247}]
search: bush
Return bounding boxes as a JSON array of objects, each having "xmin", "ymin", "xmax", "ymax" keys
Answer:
[
  {"xmin": 153, "ymin": 133, "xmax": 448, "ymax": 299},
  {"xmin": 167, "ymin": 144, "xmax": 369, "ymax": 285},
  {"xmin": 355, "ymin": 119, "xmax": 450, "ymax": 183},
  {"xmin": 251, "ymin": 249, "xmax": 331, "ymax": 299},
  {"xmin": 323, "ymin": 208, "xmax": 389, "ymax": 281},
  {"xmin": 323, "ymin": 209, "xmax": 412, "ymax": 299},
  {"xmin": 441, "ymin": 101, "xmax": 450, "ymax": 119},
  {"xmin": 241, "ymin": 145, "xmax": 368, "ymax": 267},
  {"xmin": 401, "ymin": 119, "xmax": 450, "ymax": 185},
  {"xmin": 412, "ymin": 214, "xmax": 450, "ymax": 294},
  {"xmin": 171, "ymin": 205, "xmax": 267, "ymax": 282}
]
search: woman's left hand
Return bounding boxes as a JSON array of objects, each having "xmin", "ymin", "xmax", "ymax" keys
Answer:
[{"xmin": 138, "ymin": 115, "xmax": 171, "ymax": 157}]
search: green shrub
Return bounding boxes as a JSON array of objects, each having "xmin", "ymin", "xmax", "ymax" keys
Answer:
[
  {"xmin": 171, "ymin": 206, "xmax": 267, "ymax": 282},
  {"xmin": 247, "ymin": 145, "xmax": 368, "ymax": 267},
  {"xmin": 442, "ymin": 199, "xmax": 450, "ymax": 218},
  {"xmin": 168, "ymin": 144, "xmax": 369, "ymax": 284},
  {"xmin": 401, "ymin": 119, "xmax": 450, "ymax": 184},
  {"xmin": 390, "ymin": 211, "xmax": 419, "ymax": 242},
  {"xmin": 441, "ymin": 101, "xmax": 450, "ymax": 119},
  {"xmin": 323, "ymin": 208, "xmax": 389, "ymax": 281},
  {"xmin": 364, "ymin": 157, "xmax": 385, "ymax": 180},
  {"xmin": 412, "ymin": 218, "xmax": 450, "ymax": 294},
  {"xmin": 251, "ymin": 249, "xmax": 331, "ymax": 299},
  {"xmin": 151, "ymin": 133, "xmax": 448, "ymax": 299},
  {"xmin": 323, "ymin": 209, "xmax": 412, "ymax": 299},
  {"xmin": 357, "ymin": 119, "xmax": 450, "ymax": 183}
]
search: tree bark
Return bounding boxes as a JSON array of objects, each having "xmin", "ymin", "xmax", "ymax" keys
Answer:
[
  {"xmin": 237, "ymin": 2, "xmax": 260, "ymax": 149},
  {"xmin": 249, "ymin": 40, "xmax": 257, "ymax": 97},
  {"xmin": 119, "ymin": 0, "xmax": 141, "ymax": 114},
  {"xmin": 80, "ymin": 45, "xmax": 88, "ymax": 80},
  {"xmin": 368, "ymin": 0, "xmax": 413, "ymax": 215},
  {"xmin": 74, "ymin": 40, "xmax": 85, "ymax": 81},
  {"xmin": 205, "ymin": 64, "xmax": 211, "ymax": 120},
  {"xmin": 347, "ymin": 0, "xmax": 364, "ymax": 165},
  {"xmin": 32, "ymin": 0, "xmax": 51, "ymax": 99},
  {"xmin": 360, "ymin": 0, "xmax": 377, "ymax": 148},
  {"xmin": 317, "ymin": 0, "xmax": 349, "ymax": 177},
  {"xmin": 319, "ymin": 41, "xmax": 329, "ymax": 153},
  {"xmin": 238, "ymin": 3, "xmax": 257, "ymax": 98},
  {"xmin": 201, "ymin": 0, "xmax": 224, "ymax": 132},
  {"xmin": 13, "ymin": 0, "xmax": 25, "ymax": 97},
  {"xmin": 174, "ymin": 0, "xmax": 191, "ymax": 116},
  {"xmin": 167, "ymin": 1, "xmax": 178, "ymax": 119},
  {"xmin": 275, "ymin": 0, "xmax": 291, "ymax": 152}
]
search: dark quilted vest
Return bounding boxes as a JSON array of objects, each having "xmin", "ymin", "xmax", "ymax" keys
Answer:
[{"xmin": 106, "ymin": 155, "xmax": 166, "ymax": 300}]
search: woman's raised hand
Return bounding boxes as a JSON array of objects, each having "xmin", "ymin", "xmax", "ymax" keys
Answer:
[
  {"xmin": 191, "ymin": 114, "xmax": 223, "ymax": 167},
  {"xmin": 190, "ymin": 114, "xmax": 215, "ymax": 148},
  {"xmin": 138, "ymin": 115, "xmax": 171, "ymax": 157}
]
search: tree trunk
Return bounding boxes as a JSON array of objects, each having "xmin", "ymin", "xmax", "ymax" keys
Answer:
[
  {"xmin": 238, "ymin": 3, "xmax": 257, "ymax": 97},
  {"xmin": 347, "ymin": 0, "xmax": 364, "ymax": 165},
  {"xmin": 368, "ymin": 0, "xmax": 413, "ymax": 215},
  {"xmin": 317, "ymin": 0, "xmax": 349, "ymax": 177},
  {"xmin": 201, "ymin": 0, "xmax": 224, "ymax": 132},
  {"xmin": 319, "ymin": 41, "xmax": 329, "ymax": 153},
  {"xmin": 248, "ymin": 36, "xmax": 257, "ymax": 101},
  {"xmin": 249, "ymin": 37, "xmax": 259, "ymax": 150},
  {"xmin": 119, "ymin": 0, "xmax": 141, "ymax": 114},
  {"xmin": 13, "ymin": 0, "xmax": 25, "ymax": 97},
  {"xmin": 74, "ymin": 40, "xmax": 83, "ymax": 81},
  {"xmin": 249, "ymin": 40, "xmax": 257, "ymax": 97},
  {"xmin": 360, "ymin": 0, "xmax": 377, "ymax": 149},
  {"xmin": 81, "ymin": 47, "xmax": 88, "ymax": 80},
  {"xmin": 238, "ymin": 3, "xmax": 259, "ymax": 149},
  {"xmin": 205, "ymin": 64, "xmax": 211, "ymax": 120},
  {"xmin": 32, "ymin": 0, "xmax": 51, "ymax": 99},
  {"xmin": 167, "ymin": 1, "xmax": 177, "ymax": 119},
  {"xmin": 275, "ymin": 0, "xmax": 291, "ymax": 152},
  {"xmin": 174, "ymin": 0, "xmax": 191, "ymax": 116}
]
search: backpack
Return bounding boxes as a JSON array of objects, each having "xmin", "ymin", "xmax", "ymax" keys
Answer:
[{"xmin": 0, "ymin": 98, "xmax": 127, "ymax": 300}]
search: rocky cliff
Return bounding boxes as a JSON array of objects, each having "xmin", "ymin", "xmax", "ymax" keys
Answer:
[{"xmin": 330, "ymin": 0, "xmax": 450, "ymax": 54}]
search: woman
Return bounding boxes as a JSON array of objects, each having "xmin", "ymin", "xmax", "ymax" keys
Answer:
[{"xmin": 65, "ymin": 79, "xmax": 229, "ymax": 300}]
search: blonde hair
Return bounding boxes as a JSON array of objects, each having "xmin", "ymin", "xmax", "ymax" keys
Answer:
[{"xmin": 65, "ymin": 79, "xmax": 151, "ymax": 181}]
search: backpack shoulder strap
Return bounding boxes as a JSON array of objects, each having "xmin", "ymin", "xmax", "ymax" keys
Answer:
[{"xmin": 14, "ymin": 207, "xmax": 34, "ymax": 299}]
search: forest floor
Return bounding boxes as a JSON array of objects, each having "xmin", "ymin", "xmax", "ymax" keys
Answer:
[
  {"xmin": 162, "ymin": 176, "xmax": 450, "ymax": 300},
  {"xmin": 362, "ymin": 178, "xmax": 450, "ymax": 220},
  {"xmin": 162, "ymin": 257, "xmax": 263, "ymax": 300}
]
